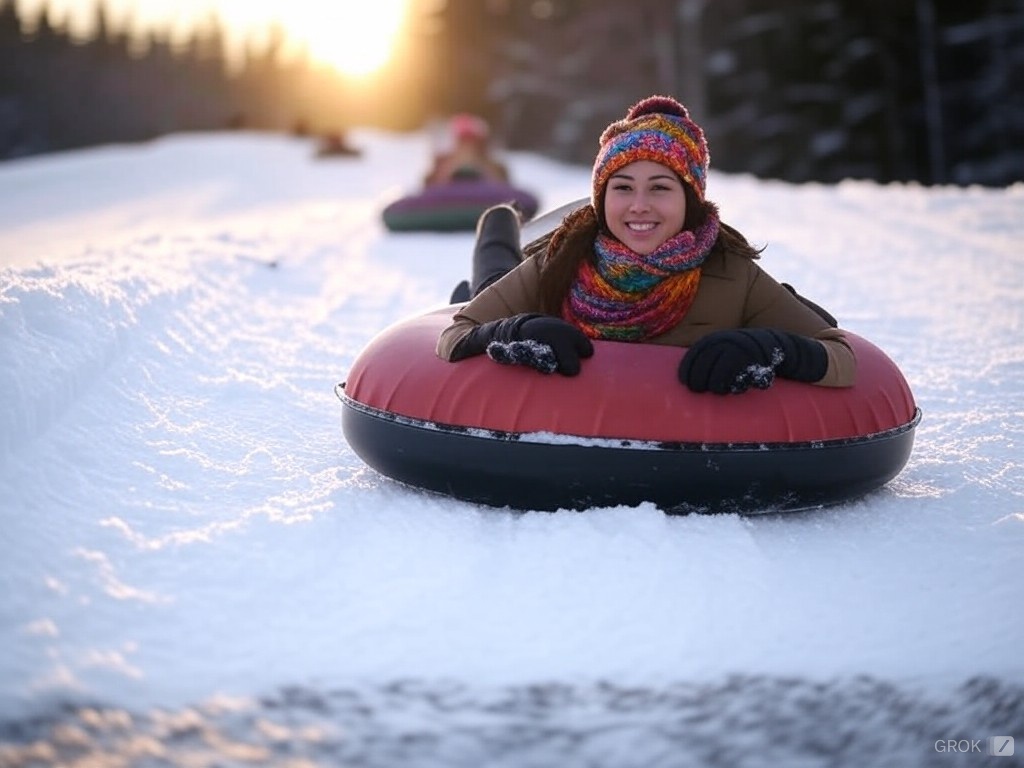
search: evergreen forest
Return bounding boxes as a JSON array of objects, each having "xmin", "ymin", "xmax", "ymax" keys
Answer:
[{"xmin": 2, "ymin": 0, "xmax": 1022, "ymax": 186}]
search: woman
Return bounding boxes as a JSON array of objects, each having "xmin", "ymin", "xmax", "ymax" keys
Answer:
[{"xmin": 436, "ymin": 95, "xmax": 855, "ymax": 395}]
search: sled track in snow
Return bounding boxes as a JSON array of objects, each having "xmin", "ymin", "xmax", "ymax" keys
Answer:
[{"xmin": 1, "ymin": 676, "xmax": 1021, "ymax": 767}]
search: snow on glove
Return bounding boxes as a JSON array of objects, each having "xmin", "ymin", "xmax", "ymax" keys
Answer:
[
  {"xmin": 451, "ymin": 313, "xmax": 594, "ymax": 376},
  {"xmin": 678, "ymin": 328, "xmax": 828, "ymax": 394},
  {"xmin": 486, "ymin": 338, "xmax": 559, "ymax": 374}
]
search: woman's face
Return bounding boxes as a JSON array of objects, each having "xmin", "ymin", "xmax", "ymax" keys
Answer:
[{"xmin": 603, "ymin": 160, "xmax": 687, "ymax": 254}]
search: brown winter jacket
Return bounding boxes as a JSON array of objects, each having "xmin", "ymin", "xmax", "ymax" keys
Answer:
[{"xmin": 437, "ymin": 248, "xmax": 856, "ymax": 387}]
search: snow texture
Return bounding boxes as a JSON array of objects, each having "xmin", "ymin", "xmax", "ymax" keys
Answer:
[
  {"xmin": 487, "ymin": 338, "xmax": 559, "ymax": 374},
  {"xmin": 733, "ymin": 347, "xmax": 785, "ymax": 393},
  {"xmin": 0, "ymin": 130, "xmax": 1022, "ymax": 767}
]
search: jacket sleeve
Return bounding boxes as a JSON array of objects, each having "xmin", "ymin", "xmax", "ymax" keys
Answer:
[
  {"xmin": 742, "ymin": 263, "xmax": 856, "ymax": 387},
  {"xmin": 436, "ymin": 256, "xmax": 545, "ymax": 360}
]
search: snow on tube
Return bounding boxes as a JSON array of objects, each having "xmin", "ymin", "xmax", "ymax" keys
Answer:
[
  {"xmin": 337, "ymin": 302, "xmax": 920, "ymax": 513},
  {"xmin": 382, "ymin": 179, "xmax": 540, "ymax": 233}
]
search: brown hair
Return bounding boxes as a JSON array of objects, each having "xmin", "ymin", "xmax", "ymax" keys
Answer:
[{"xmin": 526, "ymin": 185, "xmax": 763, "ymax": 316}]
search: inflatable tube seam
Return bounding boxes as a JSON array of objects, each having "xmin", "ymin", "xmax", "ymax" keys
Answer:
[{"xmin": 341, "ymin": 390, "xmax": 921, "ymax": 453}]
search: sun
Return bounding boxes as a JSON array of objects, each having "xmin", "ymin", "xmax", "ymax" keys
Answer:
[
  {"xmin": 209, "ymin": 0, "xmax": 410, "ymax": 77},
  {"xmin": 14, "ymin": 0, "xmax": 411, "ymax": 78},
  {"xmin": 280, "ymin": 0, "xmax": 409, "ymax": 78}
]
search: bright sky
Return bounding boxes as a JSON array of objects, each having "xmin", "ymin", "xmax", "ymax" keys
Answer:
[{"xmin": 13, "ymin": 0, "xmax": 412, "ymax": 76}]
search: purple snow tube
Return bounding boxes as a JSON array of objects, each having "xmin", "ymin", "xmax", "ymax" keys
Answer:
[{"xmin": 382, "ymin": 180, "xmax": 540, "ymax": 233}]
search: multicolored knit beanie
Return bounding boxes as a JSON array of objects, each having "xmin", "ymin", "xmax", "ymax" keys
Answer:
[{"xmin": 591, "ymin": 95, "xmax": 710, "ymax": 211}]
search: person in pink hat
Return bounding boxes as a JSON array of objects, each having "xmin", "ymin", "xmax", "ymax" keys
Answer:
[
  {"xmin": 423, "ymin": 113, "xmax": 510, "ymax": 186},
  {"xmin": 437, "ymin": 94, "xmax": 855, "ymax": 395}
]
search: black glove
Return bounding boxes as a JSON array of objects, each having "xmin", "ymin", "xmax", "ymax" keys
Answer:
[
  {"xmin": 451, "ymin": 313, "xmax": 594, "ymax": 375},
  {"xmin": 679, "ymin": 328, "xmax": 828, "ymax": 394}
]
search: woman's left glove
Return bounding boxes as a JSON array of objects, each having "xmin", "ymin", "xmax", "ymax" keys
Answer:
[{"xmin": 678, "ymin": 328, "xmax": 828, "ymax": 394}]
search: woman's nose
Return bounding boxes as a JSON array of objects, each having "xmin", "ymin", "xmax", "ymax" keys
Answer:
[{"xmin": 629, "ymin": 193, "xmax": 651, "ymax": 212}]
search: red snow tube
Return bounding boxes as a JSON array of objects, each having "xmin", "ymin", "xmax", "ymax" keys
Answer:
[
  {"xmin": 382, "ymin": 179, "xmax": 540, "ymax": 233},
  {"xmin": 337, "ymin": 305, "xmax": 920, "ymax": 513}
]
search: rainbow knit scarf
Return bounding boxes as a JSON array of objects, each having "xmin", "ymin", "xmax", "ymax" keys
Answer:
[{"xmin": 562, "ymin": 212, "xmax": 721, "ymax": 341}]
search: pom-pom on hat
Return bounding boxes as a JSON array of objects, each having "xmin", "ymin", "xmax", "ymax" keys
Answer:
[{"xmin": 591, "ymin": 95, "xmax": 710, "ymax": 210}]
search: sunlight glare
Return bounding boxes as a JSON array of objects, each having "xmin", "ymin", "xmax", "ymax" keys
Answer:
[
  {"xmin": 14, "ymin": 0, "xmax": 410, "ymax": 77},
  {"xmin": 220, "ymin": 0, "xmax": 410, "ymax": 78}
]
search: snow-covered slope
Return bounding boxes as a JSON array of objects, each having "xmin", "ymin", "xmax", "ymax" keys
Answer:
[{"xmin": 0, "ymin": 131, "xmax": 1021, "ymax": 767}]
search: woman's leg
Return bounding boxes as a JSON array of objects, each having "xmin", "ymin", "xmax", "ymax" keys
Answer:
[
  {"xmin": 471, "ymin": 205, "xmax": 523, "ymax": 296},
  {"xmin": 449, "ymin": 204, "xmax": 523, "ymax": 304}
]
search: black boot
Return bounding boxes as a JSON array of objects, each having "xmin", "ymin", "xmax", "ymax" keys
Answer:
[
  {"xmin": 471, "ymin": 205, "xmax": 523, "ymax": 296},
  {"xmin": 782, "ymin": 283, "xmax": 838, "ymax": 328},
  {"xmin": 449, "ymin": 280, "xmax": 471, "ymax": 304}
]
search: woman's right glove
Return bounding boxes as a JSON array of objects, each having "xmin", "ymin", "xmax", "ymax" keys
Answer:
[
  {"xmin": 451, "ymin": 313, "xmax": 594, "ymax": 375},
  {"xmin": 678, "ymin": 328, "xmax": 828, "ymax": 394}
]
